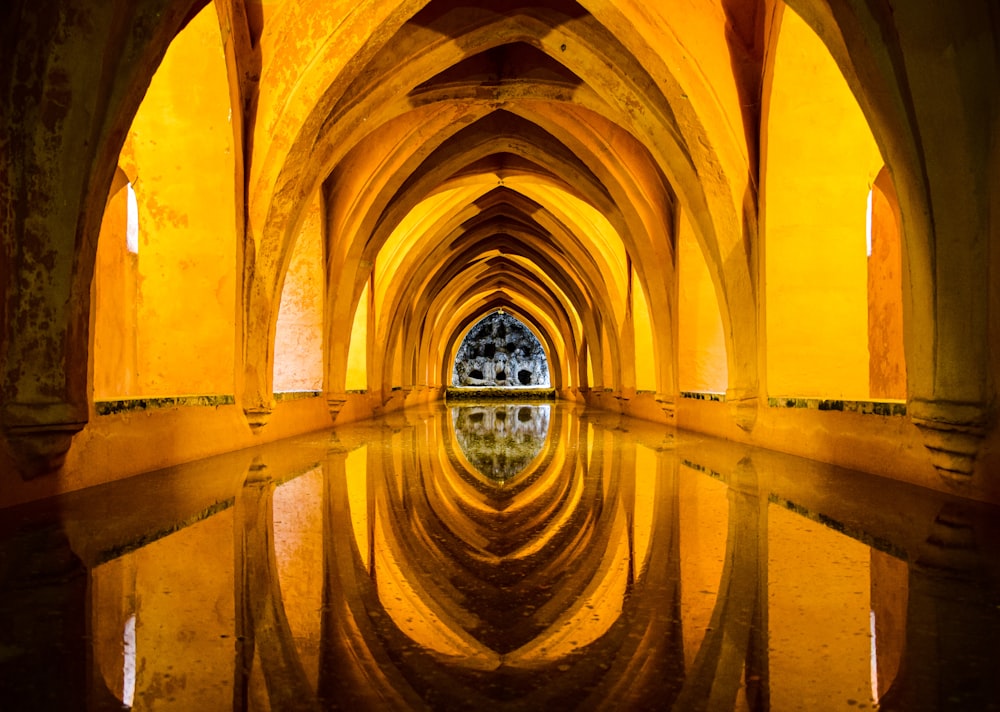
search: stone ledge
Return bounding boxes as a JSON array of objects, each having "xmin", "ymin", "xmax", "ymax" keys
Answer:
[
  {"xmin": 445, "ymin": 387, "xmax": 556, "ymax": 401},
  {"xmin": 766, "ymin": 396, "xmax": 906, "ymax": 417},
  {"xmin": 95, "ymin": 395, "xmax": 236, "ymax": 416},
  {"xmin": 681, "ymin": 391, "xmax": 727, "ymax": 403},
  {"xmin": 273, "ymin": 391, "xmax": 322, "ymax": 402}
]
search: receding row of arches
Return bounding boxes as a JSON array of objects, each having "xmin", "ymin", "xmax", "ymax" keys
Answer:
[
  {"xmin": 2, "ymin": 0, "xmax": 995, "ymax": 498},
  {"xmin": 90, "ymin": 2, "xmax": 904, "ymax": 411}
]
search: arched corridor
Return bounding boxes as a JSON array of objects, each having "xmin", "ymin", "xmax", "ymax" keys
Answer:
[
  {"xmin": 2, "ymin": 0, "xmax": 998, "ymax": 501},
  {"xmin": 1, "ymin": 0, "xmax": 999, "ymax": 708}
]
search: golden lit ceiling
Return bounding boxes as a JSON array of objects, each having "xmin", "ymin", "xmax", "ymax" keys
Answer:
[
  {"xmin": 2, "ymin": 0, "xmax": 997, "ymax": 494},
  {"xmin": 237, "ymin": 0, "xmax": 762, "ymax": 410}
]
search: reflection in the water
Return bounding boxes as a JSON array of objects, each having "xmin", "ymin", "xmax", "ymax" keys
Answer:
[
  {"xmin": 451, "ymin": 404, "xmax": 550, "ymax": 482},
  {"xmin": 1, "ymin": 403, "xmax": 999, "ymax": 711}
]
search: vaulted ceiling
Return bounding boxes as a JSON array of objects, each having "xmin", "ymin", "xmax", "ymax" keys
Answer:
[{"xmin": 236, "ymin": 0, "xmax": 765, "ymax": 409}]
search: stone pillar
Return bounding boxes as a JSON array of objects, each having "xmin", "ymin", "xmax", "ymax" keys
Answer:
[{"xmin": 0, "ymin": 0, "xmax": 206, "ymax": 476}]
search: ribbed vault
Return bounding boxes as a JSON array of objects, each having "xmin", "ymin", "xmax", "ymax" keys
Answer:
[
  {"xmin": 239, "ymin": 0, "xmax": 751, "ymax": 423},
  {"xmin": 2, "ymin": 0, "xmax": 997, "ymax": 494}
]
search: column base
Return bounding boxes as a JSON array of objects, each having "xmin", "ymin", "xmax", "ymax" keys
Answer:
[
  {"xmin": 726, "ymin": 389, "xmax": 759, "ymax": 432},
  {"xmin": 3, "ymin": 422, "xmax": 85, "ymax": 479},
  {"xmin": 244, "ymin": 406, "xmax": 272, "ymax": 430},
  {"xmin": 326, "ymin": 394, "xmax": 348, "ymax": 422},
  {"xmin": 910, "ymin": 399, "xmax": 987, "ymax": 483},
  {"xmin": 1, "ymin": 402, "xmax": 87, "ymax": 479}
]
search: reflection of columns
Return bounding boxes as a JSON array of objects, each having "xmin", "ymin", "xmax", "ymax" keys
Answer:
[
  {"xmin": 317, "ymin": 443, "xmax": 423, "ymax": 711},
  {"xmin": 581, "ymin": 448, "xmax": 686, "ymax": 709},
  {"xmin": 0, "ymin": 521, "xmax": 94, "ymax": 708},
  {"xmin": 675, "ymin": 456, "xmax": 769, "ymax": 711},
  {"xmin": 233, "ymin": 456, "xmax": 318, "ymax": 711},
  {"xmin": 878, "ymin": 503, "xmax": 1000, "ymax": 711}
]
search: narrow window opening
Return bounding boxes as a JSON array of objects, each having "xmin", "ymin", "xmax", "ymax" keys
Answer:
[
  {"xmin": 865, "ymin": 188, "xmax": 873, "ymax": 258},
  {"xmin": 123, "ymin": 614, "xmax": 136, "ymax": 707},
  {"xmin": 126, "ymin": 182, "xmax": 140, "ymax": 255}
]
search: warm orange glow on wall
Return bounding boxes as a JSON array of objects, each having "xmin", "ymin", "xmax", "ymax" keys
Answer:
[
  {"xmin": 678, "ymin": 213, "xmax": 728, "ymax": 394},
  {"xmin": 345, "ymin": 280, "xmax": 370, "ymax": 392},
  {"xmin": 632, "ymin": 268, "xmax": 658, "ymax": 392},
  {"xmin": 96, "ymin": 5, "xmax": 236, "ymax": 398},
  {"xmin": 93, "ymin": 173, "xmax": 139, "ymax": 400},
  {"xmin": 867, "ymin": 169, "xmax": 907, "ymax": 400},
  {"xmin": 274, "ymin": 192, "xmax": 324, "ymax": 392},
  {"xmin": 764, "ymin": 7, "xmax": 884, "ymax": 400}
]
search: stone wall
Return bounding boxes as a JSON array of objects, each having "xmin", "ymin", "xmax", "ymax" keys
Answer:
[{"xmin": 452, "ymin": 313, "xmax": 550, "ymax": 387}]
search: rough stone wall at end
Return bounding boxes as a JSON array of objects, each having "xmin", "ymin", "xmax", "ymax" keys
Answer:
[{"xmin": 452, "ymin": 313, "xmax": 550, "ymax": 387}]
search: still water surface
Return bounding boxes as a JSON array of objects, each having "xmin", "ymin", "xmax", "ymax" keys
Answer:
[{"xmin": 2, "ymin": 402, "xmax": 999, "ymax": 711}]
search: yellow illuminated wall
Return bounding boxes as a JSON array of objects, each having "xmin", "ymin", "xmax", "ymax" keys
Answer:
[
  {"xmin": 632, "ymin": 268, "xmax": 658, "ymax": 392},
  {"xmin": 678, "ymin": 213, "xmax": 728, "ymax": 394},
  {"xmin": 346, "ymin": 281, "xmax": 370, "ymax": 392},
  {"xmin": 764, "ymin": 7, "xmax": 885, "ymax": 400},
  {"xmin": 93, "ymin": 4, "xmax": 236, "ymax": 398},
  {"xmin": 274, "ymin": 192, "xmax": 325, "ymax": 392}
]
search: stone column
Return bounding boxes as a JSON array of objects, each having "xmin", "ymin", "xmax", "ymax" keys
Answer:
[{"xmin": 0, "ymin": 0, "xmax": 205, "ymax": 476}]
